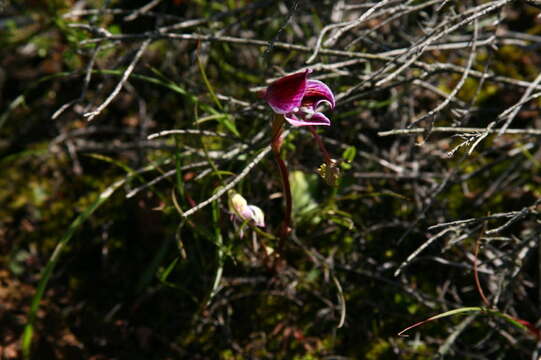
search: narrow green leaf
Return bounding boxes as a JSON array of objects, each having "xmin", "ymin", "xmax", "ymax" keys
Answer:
[
  {"xmin": 220, "ymin": 116, "xmax": 241, "ymax": 137},
  {"xmin": 0, "ymin": 95, "xmax": 25, "ymax": 131},
  {"xmin": 22, "ymin": 178, "xmax": 126, "ymax": 359},
  {"xmin": 159, "ymin": 257, "xmax": 179, "ymax": 283},
  {"xmin": 197, "ymin": 55, "xmax": 223, "ymax": 111}
]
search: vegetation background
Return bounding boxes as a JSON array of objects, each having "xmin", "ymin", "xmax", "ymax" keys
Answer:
[{"xmin": 2, "ymin": 0, "xmax": 541, "ymax": 358}]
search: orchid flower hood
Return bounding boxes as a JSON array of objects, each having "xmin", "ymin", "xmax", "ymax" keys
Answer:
[{"xmin": 264, "ymin": 69, "xmax": 335, "ymax": 127}]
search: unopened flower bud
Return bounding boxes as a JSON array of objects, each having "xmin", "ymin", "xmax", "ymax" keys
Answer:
[{"xmin": 228, "ymin": 191, "xmax": 265, "ymax": 227}]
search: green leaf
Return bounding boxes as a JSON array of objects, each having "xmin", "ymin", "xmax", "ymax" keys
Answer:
[
  {"xmin": 158, "ymin": 257, "xmax": 179, "ymax": 283},
  {"xmin": 197, "ymin": 54, "xmax": 223, "ymax": 111},
  {"xmin": 22, "ymin": 178, "xmax": 126, "ymax": 359},
  {"xmin": 290, "ymin": 170, "xmax": 319, "ymax": 219},
  {"xmin": 342, "ymin": 146, "xmax": 357, "ymax": 162}
]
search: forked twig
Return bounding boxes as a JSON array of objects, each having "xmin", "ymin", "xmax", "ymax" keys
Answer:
[{"xmin": 84, "ymin": 38, "xmax": 151, "ymax": 121}]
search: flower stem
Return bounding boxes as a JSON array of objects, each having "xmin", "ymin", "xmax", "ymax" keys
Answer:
[
  {"xmin": 271, "ymin": 115, "xmax": 292, "ymax": 252},
  {"xmin": 308, "ymin": 126, "xmax": 332, "ymax": 165}
]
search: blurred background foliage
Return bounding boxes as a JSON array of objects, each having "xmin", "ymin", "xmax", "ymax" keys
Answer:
[{"xmin": 1, "ymin": 0, "xmax": 541, "ymax": 359}]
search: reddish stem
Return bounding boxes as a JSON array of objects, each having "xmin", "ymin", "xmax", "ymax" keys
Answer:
[
  {"xmin": 271, "ymin": 116, "xmax": 292, "ymax": 252},
  {"xmin": 473, "ymin": 225, "xmax": 490, "ymax": 308},
  {"xmin": 308, "ymin": 126, "xmax": 332, "ymax": 165}
]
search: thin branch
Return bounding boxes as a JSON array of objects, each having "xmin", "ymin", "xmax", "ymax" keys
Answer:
[
  {"xmin": 181, "ymin": 144, "xmax": 275, "ymax": 219},
  {"xmin": 498, "ymin": 72, "xmax": 541, "ymax": 134},
  {"xmin": 306, "ymin": 0, "xmax": 393, "ymax": 63},
  {"xmin": 52, "ymin": 43, "xmax": 103, "ymax": 120},
  {"xmin": 428, "ymin": 211, "xmax": 531, "ymax": 230},
  {"xmin": 147, "ymin": 129, "xmax": 230, "ymax": 140},
  {"xmin": 84, "ymin": 38, "xmax": 151, "ymax": 121},
  {"xmin": 74, "ymin": 30, "xmax": 541, "ymax": 93},
  {"xmin": 126, "ymin": 162, "xmax": 208, "ymax": 199},
  {"xmin": 378, "ymin": 127, "xmax": 541, "ymax": 137},
  {"xmin": 124, "ymin": 0, "xmax": 162, "ymax": 22},
  {"xmin": 409, "ymin": 18, "xmax": 479, "ymax": 127},
  {"xmin": 376, "ymin": 0, "xmax": 510, "ymax": 87},
  {"xmin": 394, "ymin": 227, "xmax": 455, "ymax": 276}
]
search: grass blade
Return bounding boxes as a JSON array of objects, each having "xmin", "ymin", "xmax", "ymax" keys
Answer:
[{"xmin": 22, "ymin": 178, "xmax": 126, "ymax": 359}]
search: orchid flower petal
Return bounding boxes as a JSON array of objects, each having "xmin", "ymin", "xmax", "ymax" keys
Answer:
[
  {"xmin": 303, "ymin": 79, "xmax": 335, "ymax": 110},
  {"xmin": 248, "ymin": 205, "xmax": 265, "ymax": 227},
  {"xmin": 264, "ymin": 69, "xmax": 311, "ymax": 114},
  {"xmin": 239, "ymin": 206, "xmax": 256, "ymax": 222},
  {"xmin": 284, "ymin": 112, "xmax": 331, "ymax": 127}
]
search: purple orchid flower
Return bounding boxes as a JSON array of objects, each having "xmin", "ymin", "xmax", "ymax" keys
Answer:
[{"xmin": 264, "ymin": 69, "xmax": 335, "ymax": 127}]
